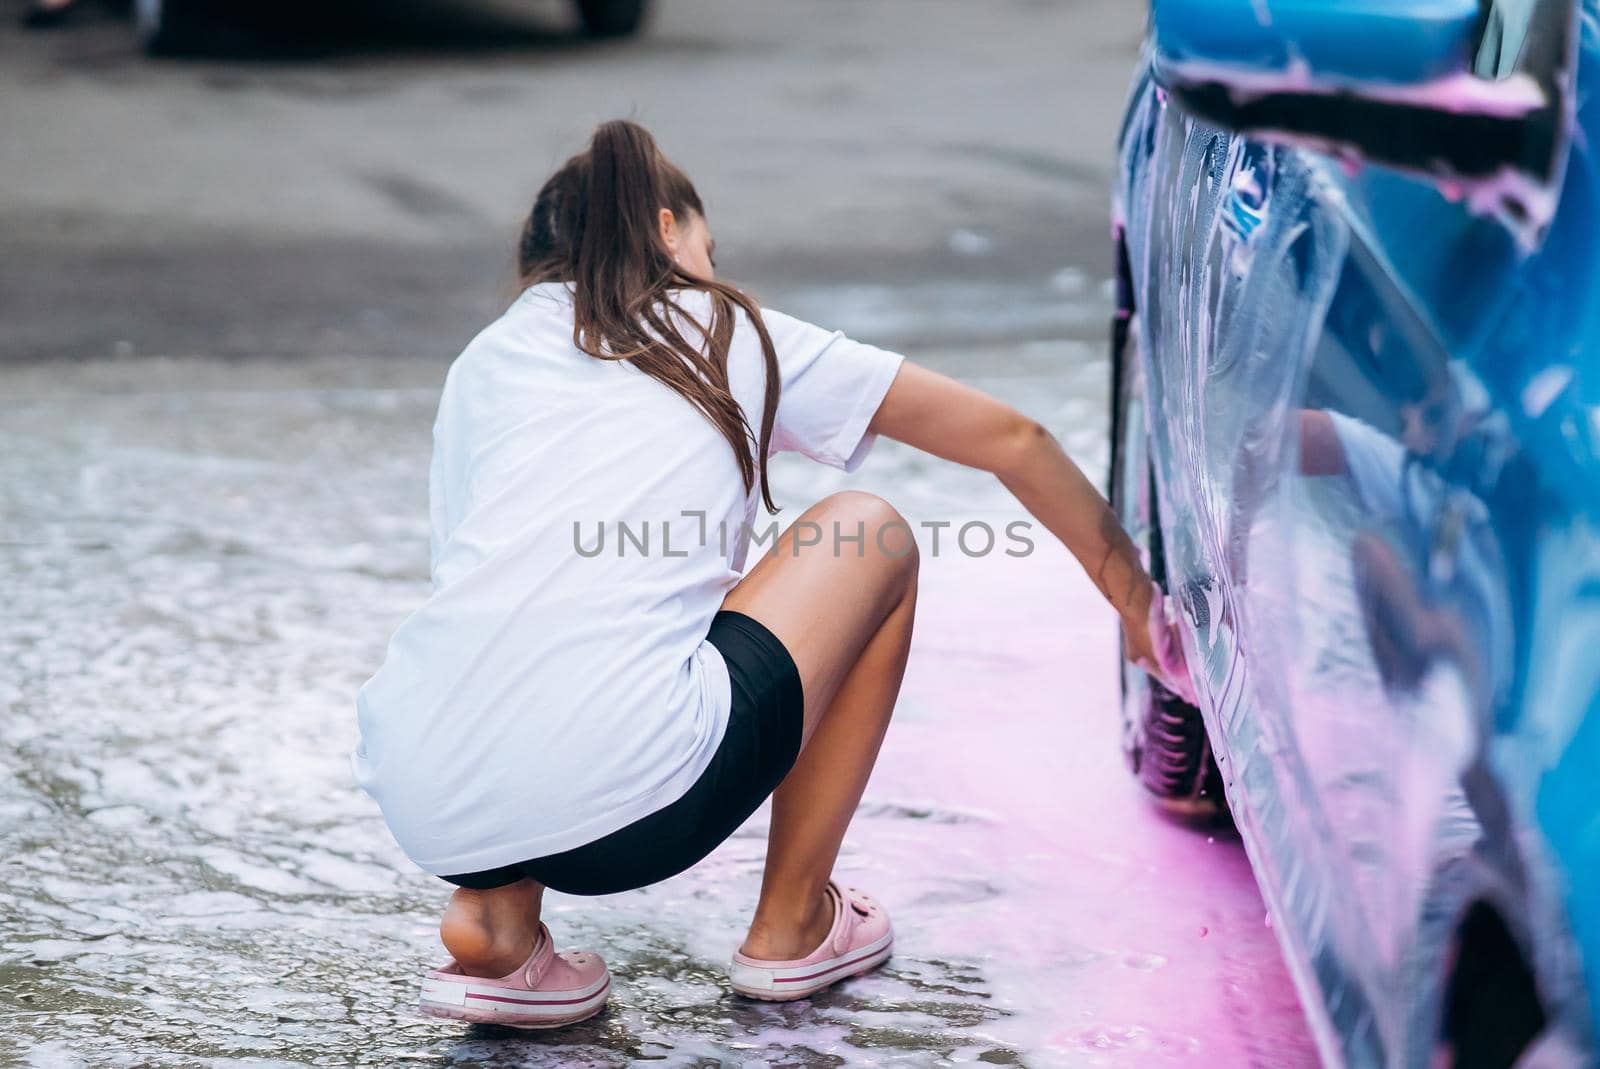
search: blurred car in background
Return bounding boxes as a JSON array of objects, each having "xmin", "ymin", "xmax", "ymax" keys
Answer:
[
  {"xmin": 1111, "ymin": 0, "xmax": 1600, "ymax": 1064},
  {"xmin": 132, "ymin": 0, "xmax": 650, "ymax": 54}
]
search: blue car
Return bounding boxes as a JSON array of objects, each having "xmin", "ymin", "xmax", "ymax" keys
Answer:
[{"xmin": 1111, "ymin": 0, "xmax": 1600, "ymax": 1064}]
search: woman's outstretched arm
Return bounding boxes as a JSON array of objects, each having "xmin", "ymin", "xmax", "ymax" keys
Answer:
[{"xmin": 868, "ymin": 360, "xmax": 1161, "ymax": 666}]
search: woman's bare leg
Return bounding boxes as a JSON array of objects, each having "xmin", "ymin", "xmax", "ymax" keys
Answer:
[
  {"xmin": 721, "ymin": 492, "xmax": 919, "ymax": 959},
  {"xmin": 437, "ymin": 492, "xmax": 916, "ymax": 974},
  {"xmin": 439, "ymin": 878, "xmax": 545, "ymax": 978}
]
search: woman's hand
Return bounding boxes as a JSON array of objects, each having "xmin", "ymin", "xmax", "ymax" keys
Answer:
[
  {"xmin": 1127, "ymin": 587, "xmax": 1199, "ymax": 706},
  {"xmin": 1121, "ymin": 603, "xmax": 1157, "ymax": 668}
]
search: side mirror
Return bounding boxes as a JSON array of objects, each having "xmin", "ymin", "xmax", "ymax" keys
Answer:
[{"xmin": 1151, "ymin": 0, "xmax": 1576, "ymax": 215}]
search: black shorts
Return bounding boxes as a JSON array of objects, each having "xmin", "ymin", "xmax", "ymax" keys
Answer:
[{"xmin": 441, "ymin": 610, "xmax": 804, "ymax": 896}]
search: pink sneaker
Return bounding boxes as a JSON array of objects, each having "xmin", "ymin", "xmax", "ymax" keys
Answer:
[
  {"xmin": 419, "ymin": 922, "xmax": 610, "ymax": 1029},
  {"xmin": 729, "ymin": 881, "xmax": 893, "ymax": 1001}
]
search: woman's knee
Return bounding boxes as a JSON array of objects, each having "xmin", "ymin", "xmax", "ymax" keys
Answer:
[{"xmin": 809, "ymin": 491, "xmax": 920, "ymax": 577}]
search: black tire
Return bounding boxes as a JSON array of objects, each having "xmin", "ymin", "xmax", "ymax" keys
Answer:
[
  {"xmin": 134, "ymin": 0, "xmax": 217, "ymax": 55},
  {"xmin": 1108, "ymin": 251, "xmax": 1226, "ymax": 818},
  {"xmin": 575, "ymin": 0, "xmax": 648, "ymax": 37}
]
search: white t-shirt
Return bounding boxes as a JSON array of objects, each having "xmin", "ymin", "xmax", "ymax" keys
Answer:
[{"xmin": 352, "ymin": 282, "xmax": 905, "ymax": 876}]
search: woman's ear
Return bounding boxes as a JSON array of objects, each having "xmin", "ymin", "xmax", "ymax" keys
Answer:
[{"xmin": 658, "ymin": 208, "xmax": 680, "ymax": 256}]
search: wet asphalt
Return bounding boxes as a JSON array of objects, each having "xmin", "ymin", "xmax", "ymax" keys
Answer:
[
  {"xmin": 3, "ymin": 0, "xmax": 1133, "ymax": 362},
  {"xmin": 1, "ymin": 1, "xmax": 1320, "ymax": 1065}
]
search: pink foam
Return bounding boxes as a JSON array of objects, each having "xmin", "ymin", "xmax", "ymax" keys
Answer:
[{"xmin": 864, "ymin": 542, "xmax": 1321, "ymax": 1065}]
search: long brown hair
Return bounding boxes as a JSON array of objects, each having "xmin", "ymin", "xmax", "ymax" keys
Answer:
[{"xmin": 518, "ymin": 120, "xmax": 782, "ymax": 512}]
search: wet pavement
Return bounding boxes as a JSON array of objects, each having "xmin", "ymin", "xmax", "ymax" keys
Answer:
[
  {"xmin": 0, "ymin": 313, "xmax": 1318, "ymax": 1066},
  {"xmin": 0, "ymin": 0, "xmax": 1138, "ymax": 362}
]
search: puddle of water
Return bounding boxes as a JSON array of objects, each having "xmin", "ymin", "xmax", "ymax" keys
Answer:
[{"xmin": 0, "ymin": 327, "xmax": 1314, "ymax": 1066}]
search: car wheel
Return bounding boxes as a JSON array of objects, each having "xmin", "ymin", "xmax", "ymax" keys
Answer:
[
  {"xmin": 133, "ymin": 0, "xmax": 215, "ymax": 55},
  {"xmin": 1109, "ymin": 310, "xmax": 1226, "ymax": 818},
  {"xmin": 574, "ymin": 0, "xmax": 649, "ymax": 37}
]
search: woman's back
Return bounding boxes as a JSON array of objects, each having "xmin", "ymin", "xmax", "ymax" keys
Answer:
[{"xmin": 353, "ymin": 281, "xmax": 902, "ymax": 876}]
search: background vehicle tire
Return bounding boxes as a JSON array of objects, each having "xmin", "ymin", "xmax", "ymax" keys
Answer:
[
  {"xmin": 134, "ymin": 0, "xmax": 217, "ymax": 56},
  {"xmin": 1109, "ymin": 298, "xmax": 1226, "ymax": 818},
  {"xmin": 574, "ymin": 0, "xmax": 649, "ymax": 37}
]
